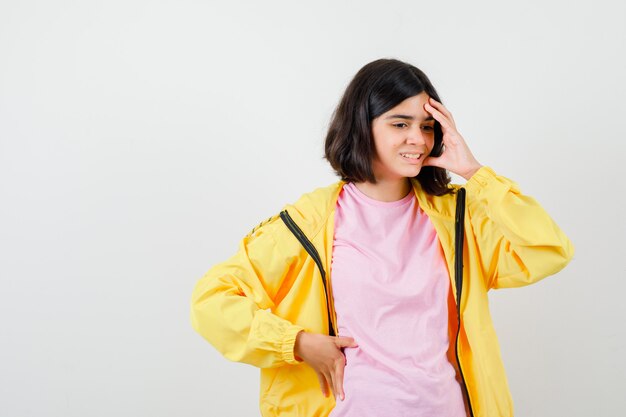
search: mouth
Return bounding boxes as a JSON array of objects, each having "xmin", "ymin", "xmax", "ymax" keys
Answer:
[{"xmin": 400, "ymin": 152, "xmax": 423, "ymax": 161}]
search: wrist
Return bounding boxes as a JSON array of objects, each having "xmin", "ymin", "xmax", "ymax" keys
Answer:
[
  {"xmin": 461, "ymin": 164, "xmax": 483, "ymax": 181},
  {"xmin": 294, "ymin": 330, "xmax": 306, "ymax": 362}
]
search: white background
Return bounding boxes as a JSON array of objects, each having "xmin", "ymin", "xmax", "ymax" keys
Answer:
[{"xmin": 1, "ymin": 1, "xmax": 625, "ymax": 416}]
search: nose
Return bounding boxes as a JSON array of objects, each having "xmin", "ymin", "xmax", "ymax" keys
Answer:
[{"xmin": 406, "ymin": 126, "xmax": 427, "ymax": 145}]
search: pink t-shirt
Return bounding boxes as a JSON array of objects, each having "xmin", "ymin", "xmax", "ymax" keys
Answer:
[{"xmin": 328, "ymin": 182, "xmax": 466, "ymax": 417}]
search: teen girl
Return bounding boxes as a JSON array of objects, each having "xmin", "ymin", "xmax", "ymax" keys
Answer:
[{"xmin": 191, "ymin": 58, "xmax": 574, "ymax": 417}]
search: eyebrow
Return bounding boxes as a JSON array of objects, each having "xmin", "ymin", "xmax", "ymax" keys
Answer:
[{"xmin": 384, "ymin": 114, "xmax": 435, "ymax": 121}]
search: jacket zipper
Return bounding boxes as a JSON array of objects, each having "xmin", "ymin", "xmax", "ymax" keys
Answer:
[
  {"xmin": 454, "ymin": 188, "xmax": 475, "ymax": 417},
  {"xmin": 279, "ymin": 209, "xmax": 337, "ymax": 337}
]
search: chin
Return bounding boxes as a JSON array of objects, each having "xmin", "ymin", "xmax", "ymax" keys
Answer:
[{"xmin": 403, "ymin": 166, "xmax": 423, "ymax": 177}]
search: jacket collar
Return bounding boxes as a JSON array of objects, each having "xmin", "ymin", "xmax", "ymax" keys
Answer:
[{"xmin": 281, "ymin": 178, "xmax": 457, "ymax": 238}]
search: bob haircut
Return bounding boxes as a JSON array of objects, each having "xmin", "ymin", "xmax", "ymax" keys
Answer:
[{"xmin": 324, "ymin": 58, "xmax": 453, "ymax": 196}]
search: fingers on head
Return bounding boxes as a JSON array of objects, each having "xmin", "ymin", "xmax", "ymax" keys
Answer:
[
  {"xmin": 429, "ymin": 98, "xmax": 453, "ymax": 119},
  {"xmin": 426, "ymin": 104, "xmax": 452, "ymax": 129}
]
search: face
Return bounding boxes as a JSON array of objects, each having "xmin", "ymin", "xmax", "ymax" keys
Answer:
[{"xmin": 370, "ymin": 91, "xmax": 435, "ymax": 182}]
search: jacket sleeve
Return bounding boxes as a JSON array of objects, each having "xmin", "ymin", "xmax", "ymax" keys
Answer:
[
  {"xmin": 463, "ymin": 166, "xmax": 575, "ymax": 289},
  {"xmin": 190, "ymin": 221, "xmax": 305, "ymax": 368}
]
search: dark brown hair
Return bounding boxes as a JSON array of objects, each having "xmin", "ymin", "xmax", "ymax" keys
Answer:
[{"xmin": 323, "ymin": 58, "xmax": 453, "ymax": 196}]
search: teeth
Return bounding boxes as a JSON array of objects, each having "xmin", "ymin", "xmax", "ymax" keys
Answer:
[{"xmin": 401, "ymin": 153, "xmax": 421, "ymax": 159}]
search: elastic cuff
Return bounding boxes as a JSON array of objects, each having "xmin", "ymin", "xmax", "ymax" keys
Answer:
[
  {"xmin": 281, "ymin": 325, "xmax": 306, "ymax": 365},
  {"xmin": 465, "ymin": 166, "xmax": 498, "ymax": 190},
  {"xmin": 465, "ymin": 165, "xmax": 521, "ymax": 195}
]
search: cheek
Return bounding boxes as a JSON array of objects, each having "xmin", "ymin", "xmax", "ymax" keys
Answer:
[{"xmin": 427, "ymin": 134, "xmax": 436, "ymax": 149}]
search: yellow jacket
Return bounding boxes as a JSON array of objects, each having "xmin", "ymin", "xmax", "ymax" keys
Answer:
[{"xmin": 190, "ymin": 166, "xmax": 574, "ymax": 417}]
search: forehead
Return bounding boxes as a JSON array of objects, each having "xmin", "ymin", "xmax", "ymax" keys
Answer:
[{"xmin": 381, "ymin": 93, "xmax": 433, "ymax": 121}]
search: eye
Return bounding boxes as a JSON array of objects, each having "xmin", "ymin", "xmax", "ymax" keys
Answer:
[
  {"xmin": 421, "ymin": 125, "xmax": 435, "ymax": 131},
  {"xmin": 393, "ymin": 123, "xmax": 408, "ymax": 128}
]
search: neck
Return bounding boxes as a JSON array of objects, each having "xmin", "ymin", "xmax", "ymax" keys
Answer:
[{"xmin": 353, "ymin": 177, "xmax": 412, "ymax": 202}]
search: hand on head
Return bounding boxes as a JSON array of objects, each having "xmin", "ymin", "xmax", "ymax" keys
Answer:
[{"xmin": 422, "ymin": 97, "xmax": 483, "ymax": 180}]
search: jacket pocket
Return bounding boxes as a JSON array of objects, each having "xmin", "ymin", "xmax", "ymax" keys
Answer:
[{"xmin": 260, "ymin": 366, "xmax": 284, "ymax": 415}]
